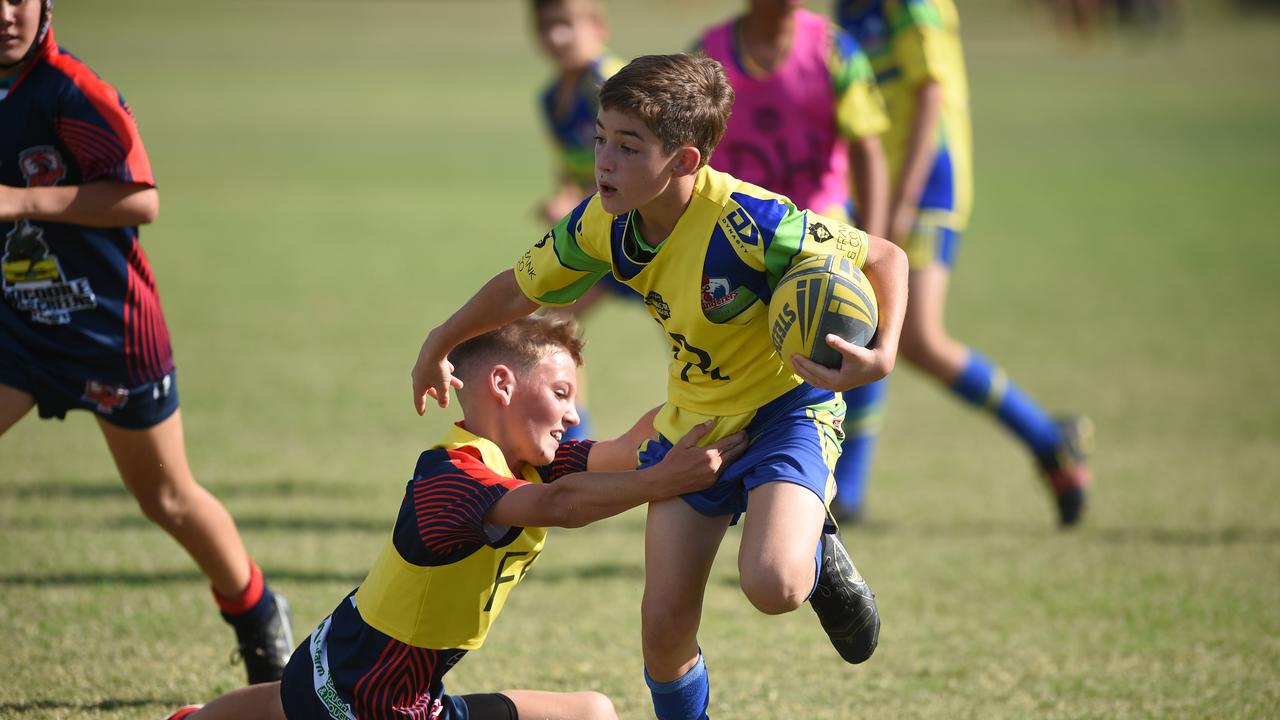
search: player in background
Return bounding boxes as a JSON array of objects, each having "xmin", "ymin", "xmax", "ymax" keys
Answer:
[
  {"xmin": 411, "ymin": 54, "xmax": 909, "ymax": 720},
  {"xmin": 167, "ymin": 315, "xmax": 748, "ymax": 720},
  {"xmin": 530, "ymin": 0, "xmax": 635, "ymax": 441},
  {"xmin": 833, "ymin": 0, "xmax": 1093, "ymax": 525},
  {"xmin": 695, "ymin": 0, "xmax": 892, "ymax": 527},
  {"xmin": 695, "ymin": 0, "xmax": 890, "ymax": 237},
  {"xmin": 0, "ymin": 0, "xmax": 292, "ymax": 684}
]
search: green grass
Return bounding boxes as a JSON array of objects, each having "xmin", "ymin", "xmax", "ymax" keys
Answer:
[{"xmin": 3, "ymin": 1, "xmax": 1279, "ymax": 718}]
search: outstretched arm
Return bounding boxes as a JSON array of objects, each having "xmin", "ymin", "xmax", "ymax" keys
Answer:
[
  {"xmin": 0, "ymin": 181, "xmax": 158, "ymax": 227},
  {"xmin": 411, "ymin": 269, "xmax": 538, "ymax": 414},
  {"xmin": 586, "ymin": 406, "xmax": 661, "ymax": 472},
  {"xmin": 487, "ymin": 422, "xmax": 748, "ymax": 529}
]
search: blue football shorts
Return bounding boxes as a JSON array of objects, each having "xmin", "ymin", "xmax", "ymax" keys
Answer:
[
  {"xmin": 0, "ymin": 338, "xmax": 178, "ymax": 430},
  {"xmin": 638, "ymin": 383, "xmax": 846, "ymax": 522}
]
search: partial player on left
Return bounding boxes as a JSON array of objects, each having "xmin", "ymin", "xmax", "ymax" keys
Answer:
[{"xmin": 0, "ymin": 0, "xmax": 292, "ymax": 684}]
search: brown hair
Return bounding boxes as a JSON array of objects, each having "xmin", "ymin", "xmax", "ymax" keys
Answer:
[
  {"xmin": 530, "ymin": 0, "xmax": 600, "ymax": 19},
  {"xmin": 598, "ymin": 53, "xmax": 734, "ymax": 165},
  {"xmin": 449, "ymin": 314, "xmax": 585, "ymax": 381}
]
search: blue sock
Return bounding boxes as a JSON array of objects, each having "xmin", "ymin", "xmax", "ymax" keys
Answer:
[
  {"xmin": 949, "ymin": 351, "xmax": 1062, "ymax": 459},
  {"xmin": 834, "ymin": 378, "xmax": 889, "ymax": 513},
  {"xmin": 645, "ymin": 653, "xmax": 710, "ymax": 720},
  {"xmin": 562, "ymin": 407, "xmax": 593, "ymax": 442}
]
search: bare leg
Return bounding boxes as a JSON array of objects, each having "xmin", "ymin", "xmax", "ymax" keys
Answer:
[
  {"xmin": 188, "ymin": 682, "xmax": 285, "ymax": 720},
  {"xmin": 502, "ymin": 689, "xmax": 617, "ymax": 720},
  {"xmin": 737, "ymin": 482, "xmax": 827, "ymax": 615},
  {"xmin": 640, "ymin": 498, "xmax": 731, "ymax": 682},
  {"xmin": 96, "ymin": 410, "xmax": 251, "ymax": 596},
  {"xmin": 0, "ymin": 383, "xmax": 35, "ymax": 435},
  {"xmin": 898, "ymin": 265, "xmax": 969, "ymax": 384}
]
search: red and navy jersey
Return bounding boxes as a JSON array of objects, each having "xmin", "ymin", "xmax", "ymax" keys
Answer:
[
  {"xmin": 0, "ymin": 30, "xmax": 171, "ymax": 386},
  {"xmin": 297, "ymin": 439, "xmax": 595, "ymax": 719}
]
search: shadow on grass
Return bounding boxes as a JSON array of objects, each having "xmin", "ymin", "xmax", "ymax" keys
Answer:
[
  {"xmin": 1091, "ymin": 525, "xmax": 1280, "ymax": 546},
  {"xmin": 848, "ymin": 519, "xmax": 1280, "ymax": 547},
  {"xmin": 0, "ymin": 477, "xmax": 359, "ymax": 500},
  {"xmin": 0, "ymin": 698, "xmax": 181, "ymax": 713},
  {"xmin": 0, "ymin": 567, "xmax": 365, "ymax": 587},
  {"xmin": 529, "ymin": 562, "xmax": 644, "ymax": 583},
  {"xmin": 106, "ymin": 515, "xmax": 388, "ymax": 533}
]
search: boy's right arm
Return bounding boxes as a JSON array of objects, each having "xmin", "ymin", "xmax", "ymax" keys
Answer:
[{"xmin": 411, "ymin": 269, "xmax": 538, "ymax": 414}]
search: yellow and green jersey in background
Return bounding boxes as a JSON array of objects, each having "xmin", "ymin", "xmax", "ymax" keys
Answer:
[{"xmin": 539, "ymin": 53, "xmax": 625, "ymax": 190}]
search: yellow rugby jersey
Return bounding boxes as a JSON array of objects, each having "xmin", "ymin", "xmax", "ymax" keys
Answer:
[
  {"xmin": 515, "ymin": 166, "xmax": 870, "ymax": 417},
  {"xmin": 355, "ymin": 425, "xmax": 547, "ymax": 650},
  {"xmin": 540, "ymin": 53, "xmax": 625, "ymax": 189},
  {"xmin": 837, "ymin": 0, "xmax": 973, "ymax": 228}
]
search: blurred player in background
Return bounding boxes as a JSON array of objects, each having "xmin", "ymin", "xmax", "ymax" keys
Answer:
[
  {"xmin": 0, "ymin": 0, "xmax": 292, "ymax": 684},
  {"xmin": 530, "ymin": 0, "xmax": 637, "ymax": 441},
  {"xmin": 168, "ymin": 315, "xmax": 747, "ymax": 720},
  {"xmin": 696, "ymin": 0, "xmax": 890, "ymax": 237},
  {"xmin": 833, "ymin": 0, "xmax": 1094, "ymax": 525},
  {"xmin": 695, "ymin": 0, "xmax": 891, "ymax": 527},
  {"xmin": 412, "ymin": 54, "xmax": 910, "ymax": 720}
]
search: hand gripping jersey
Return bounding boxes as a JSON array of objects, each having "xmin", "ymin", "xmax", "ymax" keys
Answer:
[
  {"xmin": 0, "ymin": 29, "xmax": 170, "ymax": 386},
  {"xmin": 699, "ymin": 9, "xmax": 888, "ymax": 217},
  {"xmin": 836, "ymin": 0, "xmax": 972, "ymax": 230},
  {"xmin": 540, "ymin": 53, "xmax": 625, "ymax": 191},
  {"xmin": 515, "ymin": 166, "xmax": 869, "ymax": 417}
]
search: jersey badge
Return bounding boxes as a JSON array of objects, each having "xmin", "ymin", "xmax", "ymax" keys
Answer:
[
  {"xmin": 3, "ymin": 221, "xmax": 98, "ymax": 325},
  {"xmin": 83, "ymin": 380, "xmax": 130, "ymax": 414},
  {"xmin": 701, "ymin": 275, "xmax": 739, "ymax": 313},
  {"xmin": 719, "ymin": 206, "xmax": 762, "ymax": 257},
  {"xmin": 18, "ymin": 146, "xmax": 67, "ymax": 187}
]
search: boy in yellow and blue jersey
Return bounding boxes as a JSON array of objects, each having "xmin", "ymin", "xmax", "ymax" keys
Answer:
[
  {"xmin": 832, "ymin": 0, "xmax": 1093, "ymax": 525},
  {"xmin": 167, "ymin": 315, "xmax": 747, "ymax": 720},
  {"xmin": 412, "ymin": 54, "xmax": 909, "ymax": 720}
]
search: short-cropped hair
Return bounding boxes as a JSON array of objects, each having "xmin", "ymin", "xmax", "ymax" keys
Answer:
[
  {"xmin": 449, "ymin": 314, "xmax": 585, "ymax": 379},
  {"xmin": 599, "ymin": 53, "xmax": 734, "ymax": 165}
]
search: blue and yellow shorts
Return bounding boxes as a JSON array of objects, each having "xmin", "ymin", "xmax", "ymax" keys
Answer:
[{"xmin": 638, "ymin": 383, "xmax": 846, "ymax": 521}]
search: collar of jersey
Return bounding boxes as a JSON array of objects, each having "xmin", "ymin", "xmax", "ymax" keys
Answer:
[{"xmin": 440, "ymin": 423, "xmax": 515, "ymax": 479}]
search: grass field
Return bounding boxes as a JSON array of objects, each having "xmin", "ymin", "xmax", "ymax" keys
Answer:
[{"xmin": 2, "ymin": 1, "xmax": 1279, "ymax": 718}]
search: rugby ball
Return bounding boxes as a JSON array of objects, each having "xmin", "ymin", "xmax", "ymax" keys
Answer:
[{"xmin": 768, "ymin": 254, "xmax": 878, "ymax": 369}]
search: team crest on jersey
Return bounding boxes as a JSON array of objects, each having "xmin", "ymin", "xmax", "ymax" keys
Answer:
[
  {"xmin": 3, "ymin": 221, "xmax": 97, "ymax": 325},
  {"xmin": 18, "ymin": 146, "xmax": 67, "ymax": 188},
  {"xmin": 808, "ymin": 221, "xmax": 835, "ymax": 243},
  {"xmin": 719, "ymin": 206, "xmax": 762, "ymax": 256},
  {"xmin": 83, "ymin": 380, "xmax": 129, "ymax": 414},
  {"xmin": 644, "ymin": 291, "xmax": 671, "ymax": 320},
  {"xmin": 701, "ymin": 275, "xmax": 738, "ymax": 312}
]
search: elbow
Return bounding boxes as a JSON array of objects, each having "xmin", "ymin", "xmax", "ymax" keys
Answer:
[
  {"xmin": 127, "ymin": 187, "xmax": 160, "ymax": 225},
  {"xmin": 542, "ymin": 484, "xmax": 589, "ymax": 529}
]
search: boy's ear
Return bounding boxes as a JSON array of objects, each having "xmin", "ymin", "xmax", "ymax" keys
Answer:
[
  {"xmin": 489, "ymin": 365, "xmax": 516, "ymax": 407},
  {"xmin": 670, "ymin": 146, "xmax": 703, "ymax": 178}
]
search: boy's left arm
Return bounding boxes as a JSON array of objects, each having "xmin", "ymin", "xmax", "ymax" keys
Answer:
[
  {"xmin": 791, "ymin": 233, "xmax": 907, "ymax": 391},
  {"xmin": 0, "ymin": 182, "xmax": 158, "ymax": 227}
]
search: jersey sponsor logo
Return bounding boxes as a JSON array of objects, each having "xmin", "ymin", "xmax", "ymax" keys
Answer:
[
  {"xmin": 517, "ymin": 250, "xmax": 536, "ymax": 278},
  {"xmin": 644, "ymin": 291, "xmax": 671, "ymax": 320},
  {"xmin": 83, "ymin": 380, "xmax": 129, "ymax": 414},
  {"xmin": 808, "ymin": 221, "xmax": 836, "ymax": 243},
  {"xmin": 719, "ymin": 207, "xmax": 762, "ymax": 256},
  {"xmin": 3, "ymin": 221, "xmax": 97, "ymax": 325},
  {"xmin": 668, "ymin": 332, "xmax": 729, "ymax": 382},
  {"xmin": 18, "ymin": 146, "xmax": 67, "ymax": 188},
  {"xmin": 535, "ymin": 230, "xmax": 552, "ymax": 249},
  {"xmin": 807, "ymin": 217, "xmax": 867, "ymax": 262},
  {"xmin": 701, "ymin": 275, "xmax": 739, "ymax": 312}
]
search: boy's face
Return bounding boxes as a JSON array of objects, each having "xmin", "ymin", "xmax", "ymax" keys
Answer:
[
  {"xmin": 594, "ymin": 108, "xmax": 683, "ymax": 215},
  {"xmin": 535, "ymin": 1, "xmax": 605, "ymax": 72},
  {"xmin": 0, "ymin": 0, "xmax": 41, "ymax": 70},
  {"xmin": 504, "ymin": 348, "xmax": 580, "ymax": 467}
]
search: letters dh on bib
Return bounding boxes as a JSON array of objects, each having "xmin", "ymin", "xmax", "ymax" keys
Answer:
[{"xmin": 769, "ymin": 254, "xmax": 878, "ymax": 370}]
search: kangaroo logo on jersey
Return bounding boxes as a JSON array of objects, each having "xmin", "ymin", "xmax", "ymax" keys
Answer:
[
  {"xmin": 3, "ymin": 221, "xmax": 97, "ymax": 325},
  {"xmin": 18, "ymin": 146, "xmax": 67, "ymax": 187}
]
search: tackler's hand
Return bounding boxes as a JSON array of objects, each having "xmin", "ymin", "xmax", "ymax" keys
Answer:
[{"xmin": 411, "ymin": 333, "xmax": 463, "ymax": 415}]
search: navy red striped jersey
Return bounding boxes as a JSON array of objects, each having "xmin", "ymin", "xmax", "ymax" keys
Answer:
[
  {"xmin": 390, "ymin": 439, "xmax": 596, "ymax": 564},
  {"xmin": 1, "ymin": 30, "xmax": 171, "ymax": 385}
]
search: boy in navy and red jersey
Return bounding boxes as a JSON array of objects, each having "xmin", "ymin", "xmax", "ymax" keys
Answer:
[
  {"xmin": 0, "ymin": 0, "xmax": 292, "ymax": 684},
  {"xmin": 167, "ymin": 315, "xmax": 746, "ymax": 720}
]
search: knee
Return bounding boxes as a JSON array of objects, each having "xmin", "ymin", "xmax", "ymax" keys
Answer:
[
  {"xmin": 641, "ymin": 596, "xmax": 700, "ymax": 662},
  {"xmin": 130, "ymin": 478, "xmax": 195, "ymax": 528},
  {"xmin": 739, "ymin": 565, "xmax": 810, "ymax": 616},
  {"xmin": 575, "ymin": 691, "xmax": 616, "ymax": 720}
]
